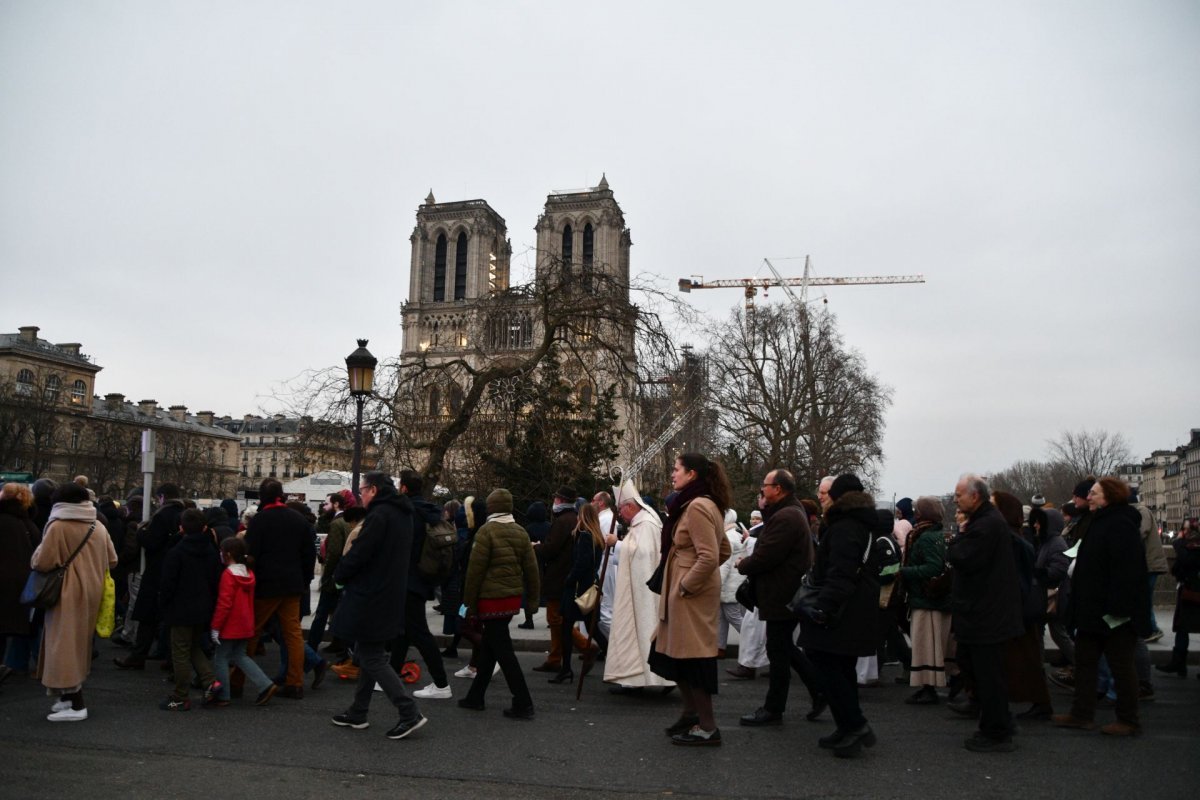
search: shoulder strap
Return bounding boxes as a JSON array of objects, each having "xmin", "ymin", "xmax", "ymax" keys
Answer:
[
  {"xmin": 62, "ymin": 522, "xmax": 97, "ymax": 568},
  {"xmin": 861, "ymin": 531, "xmax": 873, "ymax": 564}
]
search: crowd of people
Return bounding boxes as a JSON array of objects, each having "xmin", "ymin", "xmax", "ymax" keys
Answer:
[{"xmin": 0, "ymin": 460, "xmax": 1197, "ymax": 754}]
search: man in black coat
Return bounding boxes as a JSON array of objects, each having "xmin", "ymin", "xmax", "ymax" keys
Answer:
[
  {"xmin": 389, "ymin": 470, "xmax": 450, "ymax": 699},
  {"xmin": 947, "ymin": 474, "xmax": 1023, "ymax": 753},
  {"xmin": 532, "ymin": 486, "xmax": 582, "ymax": 672},
  {"xmin": 330, "ymin": 471, "xmax": 426, "ymax": 740},
  {"xmin": 736, "ymin": 469, "xmax": 821, "ymax": 726},
  {"xmin": 244, "ymin": 478, "xmax": 316, "ymax": 699},
  {"xmin": 115, "ymin": 483, "xmax": 185, "ymax": 669}
]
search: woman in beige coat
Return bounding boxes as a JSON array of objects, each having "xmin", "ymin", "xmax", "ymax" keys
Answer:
[
  {"xmin": 31, "ymin": 482, "xmax": 117, "ymax": 721},
  {"xmin": 650, "ymin": 452, "xmax": 732, "ymax": 747}
]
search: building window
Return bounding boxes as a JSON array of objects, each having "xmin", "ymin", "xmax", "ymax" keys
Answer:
[
  {"xmin": 71, "ymin": 380, "xmax": 87, "ymax": 405},
  {"xmin": 15, "ymin": 369, "xmax": 34, "ymax": 396},
  {"xmin": 44, "ymin": 375, "xmax": 61, "ymax": 403},
  {"xmin": 454, "ymin": 232, "xmax": 468, "ymax": 300},
  {"xmin": 583, "ymin": 223, "xmax": 594, "ymax": 267},
  {"xmin": 428, "ymin": 386, "xmax": 441, "ymax": 417},
  {"xmin": 449, "ymin": 385, "xmax": 463, "ymax": 415},
  {"xmin": 71, "ymin": 428, "xmax": 82, "ymax": 449},
  {"xmin": 562, "ymin": 225, "xmax": 573, "ymax": 266},
  {"xmin": 433, "ymin": 234, "xmax": 448, "ymax": 301}
]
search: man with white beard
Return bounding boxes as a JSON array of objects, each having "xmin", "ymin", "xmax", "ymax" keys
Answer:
[{"xmin": 603, "ymin": 480, "xmax": 675, "ymax": 694}]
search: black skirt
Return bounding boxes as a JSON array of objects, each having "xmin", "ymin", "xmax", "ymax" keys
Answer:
[{"xmin": 648, "ymin": 646, "xmax": 719, "ymax": 695}]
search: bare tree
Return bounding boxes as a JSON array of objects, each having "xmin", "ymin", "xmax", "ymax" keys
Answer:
[
  {"xmin": 704, "ymin": 304, "xmax": 891, "ymax": 500},
  {"xmin": 277, "ymin": 257, "xmax": 684, "ymax": 495},
  {"xmin": 989, "ymin": 459, "xmax": 1078, "ymax": 505},
  {"xmin": 1046, "ymin": 428, "xmax": 1132, "ymax": 479}
]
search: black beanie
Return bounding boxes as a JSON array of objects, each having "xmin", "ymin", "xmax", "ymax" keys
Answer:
[
  {"xmin": 1073, "ymin": 478, "xmax": 1095, "ymax": 500},
  {"xmin": 829, "ymin": 474, "xmax": 864, "ymax": 501},
  {"xmin": 554, "ymin": 485, "xmax": 577, "ymax": 503}
]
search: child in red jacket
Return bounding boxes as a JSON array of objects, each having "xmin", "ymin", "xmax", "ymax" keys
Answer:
[{"xmin": 210, "ymin": 537, "xmax": 277, "ymax": 706}]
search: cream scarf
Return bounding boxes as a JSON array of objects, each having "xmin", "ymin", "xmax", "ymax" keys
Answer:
[{"xmin": 47, "ymin": 501, "xmax": 98, "ymax": 525}]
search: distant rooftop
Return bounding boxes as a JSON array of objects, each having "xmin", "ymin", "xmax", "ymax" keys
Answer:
[{"xmin": 0, "ymin": 326, "xmax": 98, "ymax": 368}]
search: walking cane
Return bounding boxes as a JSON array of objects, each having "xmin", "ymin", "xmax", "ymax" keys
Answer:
[{"xmin": 576, "ymin": 510, "xmax": 619, "ymax": 701}]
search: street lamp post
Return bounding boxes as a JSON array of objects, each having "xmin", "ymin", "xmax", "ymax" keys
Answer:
[{"xmin": 345, "ymin": 339, "xmax": 377, "ymax": 499}]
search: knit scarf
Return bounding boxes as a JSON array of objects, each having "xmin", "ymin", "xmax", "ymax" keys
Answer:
[
  {"xmin": 660, "ymin": 476, "xmax": 714, "ymax": 562},
  {"xmin": 47, "ymin": 501, "xmax": 97, "ymax": 525},
  {"xmin": 487, "ymin": 513, "xmax": 515, "ymax": 524}
]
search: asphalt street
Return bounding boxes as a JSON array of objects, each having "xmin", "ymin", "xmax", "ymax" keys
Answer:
[{"xmin": 1, "ymin": 632, "xmax": 1197, "ymax": 800}]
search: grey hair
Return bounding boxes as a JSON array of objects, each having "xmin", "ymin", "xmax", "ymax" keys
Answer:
[
  {"xmin": 959, "ymin": 473, "xmax": 990, "ymax": 501},
  {"xmin": 819, "ymin": 475, "xmax": 835, "ymax": 487}
]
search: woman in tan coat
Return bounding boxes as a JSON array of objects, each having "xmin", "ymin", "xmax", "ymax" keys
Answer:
[
  {"xmin": 31, "ymin": 482, "xmax": 117, "ymax": 721},
  {"xmin": 650, "ymin": 452, "xmax": 732, "ymax": 746}
]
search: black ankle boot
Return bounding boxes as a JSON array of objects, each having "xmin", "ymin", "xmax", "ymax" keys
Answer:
[{"xmin": 1155, "ymin": 655, "xmax": 1187, "ymax": 677}]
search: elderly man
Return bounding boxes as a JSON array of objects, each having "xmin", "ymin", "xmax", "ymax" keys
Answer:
[
  {"xmin": 604, "ymin": 479, "xmax": 674, "ymax": 692},
  {"xmin": 947, "ymin": 474, "xmax": 1023, "ymax": 753},
  {"xmin": 736, "ymin": 469, "xmax": 821, "ymax": 726}
]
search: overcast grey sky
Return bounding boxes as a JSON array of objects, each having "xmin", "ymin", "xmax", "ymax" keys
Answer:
[{"xmin": 2, "ymin": 2, "xmax": 1197, "ymax": 500}]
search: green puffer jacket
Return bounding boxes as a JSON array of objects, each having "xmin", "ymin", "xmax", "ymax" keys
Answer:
[
  {"xmin": 463, "ymin": 518, "xmax": 540, "ymax": 614},
  {"xmin": 900, "ymin": 523, "xmax": 949, "ymax": 611}
]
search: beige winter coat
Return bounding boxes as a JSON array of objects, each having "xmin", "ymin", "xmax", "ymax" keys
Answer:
[
  {"xmin": 654, "ymin": 497, "xmax": 730, "ymax": 660},
  {"xmin": 32, "ymin": 505, "xmax": 117, "ymax": 690}
]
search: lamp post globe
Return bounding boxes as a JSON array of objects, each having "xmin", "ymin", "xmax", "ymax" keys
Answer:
[{"xmin": 345, "ymin": 339, "xmax": 376, "ymax": 498}]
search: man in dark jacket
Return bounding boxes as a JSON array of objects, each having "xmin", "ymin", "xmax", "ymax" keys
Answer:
[
  {"xmin": 798, "ymin": 474, "xmax": 879, "ymax": 758},
  {"xmin": 390, "ymin": 470, "xmax": 450, "ymax": 700},
  {"xmin": 532, "ymin": 486, "xmax": 586, "ymax": 672},
  {"xmin": 158, "ymin": 508, "xmax": 222, "ymax": 710},
  {"xmin": 947, "ymin": 474, "xmax": 1023, "ymax": 753},
  {"xmin": 115, "ymin": 483, "xmax": 186, "ymax": 670},
  {"xmin": 244, "ymin": 478, "xmax": 315, "ymax": 699},
  {"xmin": 736, "ymin": 469, "xmax": 820, "ymax": 726},
  {"xmin": 330, "ymin": 471, "xmax": 426, "ymax": 739}
]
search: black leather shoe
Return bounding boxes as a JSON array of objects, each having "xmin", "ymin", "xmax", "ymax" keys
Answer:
[
  {"xmin": 457, "ymin": 698, "xmax": 485, "ymax": 711},
  {"xmin": 280, "ymin": 685, "xmax": 304, "ymax": 700},
  {"xmin": 833, "ymin": 724, "xmax": 876, "ymax": 758},
  {"xmin": 806, "ymin": 693, "xmax": 828, "ymax": 721},
  {"xmin": 906, "ymin": 686, "xmax": 939, "ymax": 705},
  {"xmin": 113, "ymin": 657, "xmax": 145, "ymax": 670},
  {"xmin": 1015, "ymin": 703, "xmax": 1052, "ymax": 721},
  {"xmin": 665, "ymin": 714, "xmax": 700, "ymax": 736},
  {"xmin": 311, "ymin": 660, "xmax": 329, "ymax": 690},
  {"xmin": 517, "ymin": 621, "xmax": 535, "ymax": 630},
  {"xmin": 739, "ymin": 708, "xmax": 783, "ymax": 727},
  {"xmin": 725, "ymin": 665, "xmax": 756, "ymax": 680},
  {"xmin": 531, "ymin": 663, "xmax": 561, "ymax": 673},
  {"xmin": 671, "ymin": 727, "xmax": 721, "ymax": 746},
  {"xmin": 947, "ymin": 699, "xmax": 980, "ymax": 717},
  {"xmin": 548, "ymin": 671, "xmax": 574, "ymax": 685},
  {"xmin": 964, "ymin": 733, "xmax": 1016, "ymax": 753},
  {"xmin": 818, "ymin": 729, "xmax": 845, "ymax": 749},
  {"xmin": 503, "ymin": 705, "xmax": 535, "ymax": 720}
]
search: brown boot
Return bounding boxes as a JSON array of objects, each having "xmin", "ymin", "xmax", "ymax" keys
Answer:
[{"xmin": 1100, "ymin": 722, "xmax": 1141, "ymax": 737}]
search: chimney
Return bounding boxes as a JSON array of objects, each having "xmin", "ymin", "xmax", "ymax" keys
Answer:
[
  {"xmin": 138, "ymin": 399, "xmax": 158, "ymax": 416},
  {"xmin": 18, "ymin": 326, "xmax": 39, "ymax": 343},
  {"xmin": 56, "ymin": 343, "xmax": 81, "ymax": 356},
  {"xmin": 197, "ymin": 410, "xmax": 215, "ymax": 426},
  {"xmin": 244, "ymin": 414, "xmax": 256, "ymax": 422},
  {"xmin": 104, "ymin": 393, "xmax": 125, "ymax": 412},
  {"xmin": 168, "ymin": 405, "xmax": 188, "ymax": 423}
]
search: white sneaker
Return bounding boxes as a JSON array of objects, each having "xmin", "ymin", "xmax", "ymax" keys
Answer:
[
  {"xmin": 454, "ymin": 665, "xmax": 477, "ymax": 679},
  {"xmin": 413, "ymin": 683, "xmax": 452, "ymax": 699},
  {"xmin": 51, "ymin": 698, "xmax": 72, "ymax": 713},
  {"xmin": 47, "ymin": 707, "xmax": 87, "ymax": 722}
]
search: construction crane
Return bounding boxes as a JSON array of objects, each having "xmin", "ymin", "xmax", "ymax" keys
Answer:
[{"xmin": 679, "ymin": 256, "xmax": 924, "ymax": 314}]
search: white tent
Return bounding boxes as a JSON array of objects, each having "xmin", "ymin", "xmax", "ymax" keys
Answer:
[{"xmin": 283, "ymin": 470, "xmax": 353, "ymax": 515}]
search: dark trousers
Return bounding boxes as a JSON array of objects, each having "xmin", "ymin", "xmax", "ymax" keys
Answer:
[
  {"xmin": 169, "ymin": 625, "xmax": 214, "ymax": 701},
  {"xmin": 306, "ymin": 586, "xmax": 342, "ymax": 650},
  {"xmin": 763, "ymin": 619, "xmax": 822, "ymax": 714},
  {"xmin": 464, "ymin": 617, "xmax": 533, "ymax": 711},
  {"xmin": 1072, "ymin": 626, "xmax": 1139, "ymax": 727},
  {"xmin": 348, "ymin": 640, "xmax": 419, "ymax": 722},
  {"xmin": 807, "ymin": 649, "xmax": 864, "ymax": 732},
  {"xmin": 957, "ymin": 641, "xmax": 1013, "ymax": 740},
  {"xmin": 390, "ymin": 593, "xmax": 448, "ymax": 687},
  {"xmin": 130, "ymin": 617, "xmax": 163, "ymax": 660}
]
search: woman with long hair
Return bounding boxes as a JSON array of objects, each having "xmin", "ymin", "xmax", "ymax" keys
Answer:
[
  {"xmin": 550, "ymin": 503, "xmax": 607, "ymax": 684},
  {"xmin": 652, "ymin": 452, "xmax": 732, "ymax": 746}
]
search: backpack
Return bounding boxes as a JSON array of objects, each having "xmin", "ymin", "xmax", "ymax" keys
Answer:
[{"xmin": 417, "ymin": 518, "xmax": 458, "ymax": 582}]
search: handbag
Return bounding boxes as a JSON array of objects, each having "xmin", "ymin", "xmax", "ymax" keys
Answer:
[
  {"xmin": 95, "ymin": 570, "xmax": 116, "ymax": 638},
  {"xmin": 575, "ymin": 584, "xmax": 600, "ymax": 614},
  {"xmin": 21, "ymin": 522, "xmax": 96, "ymax": 609},
  {"xmin": 735, "ymin": 578, "xmax": 756, "ymax": 612},
  {"xmin": 646, "ymin": 559, "xmax": 665, "ymax": 595},
  {"xmin": 788, "ymin": 528, "xmax": 874, "ymax": 622}
]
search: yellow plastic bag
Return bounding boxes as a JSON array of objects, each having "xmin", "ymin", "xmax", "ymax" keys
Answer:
[{"xmin": 95, "ymin": 571, "xmax": 116, "ymax": 638}]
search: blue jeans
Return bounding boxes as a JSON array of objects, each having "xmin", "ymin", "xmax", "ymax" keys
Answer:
[
  {"xmin": 275, "ymin": 639, "xmax": 322, "ymax": 684},
  {"xmin": 214, "ymin": 639, "xmax": 273, "ymax": 701}
]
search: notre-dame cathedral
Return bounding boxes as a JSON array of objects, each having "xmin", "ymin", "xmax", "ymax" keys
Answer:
[{"xmin": 398, "ymin": 176, "xmax": 639, "ymax": 483}]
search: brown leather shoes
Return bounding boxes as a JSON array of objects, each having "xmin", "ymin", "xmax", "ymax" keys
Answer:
[{"xmin": 1100, "ymin": 722, "xmax": 1141, "ymax": 737}]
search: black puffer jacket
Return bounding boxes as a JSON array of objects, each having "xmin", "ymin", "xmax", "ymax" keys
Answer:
[
  {"xmin": 1069, "ymin": 502, "xmax": 1148, "ymax": 636},
  {"xmin": 798, "ymin": 491, "xmax": 879, "ymax": 657},
  {"xmin": 0, "ymin": 499, "xmax": 37, "ymax": 636},
  {"xmin": 158, "ymin": 531, "xmax": 222, "ymax": 626},
  {"xmin": 737, "ymin": 495, "xmax": 812, "ymax": 621},
  {"xmin": 332, "ymin": 489, "xmax": 413, "ymax": 643},
  {"xmin": 946, "ymin": 501, "xmax": 1023, "ymax": 644}
]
